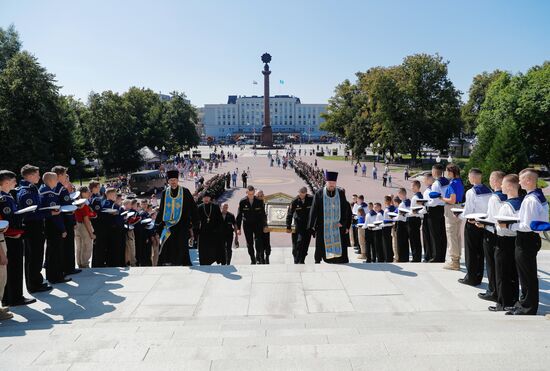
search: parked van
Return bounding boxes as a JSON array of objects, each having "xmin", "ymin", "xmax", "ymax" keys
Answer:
[{"xmin": 129, "ymin": 170, "xmax": 166, "ymax": 194}]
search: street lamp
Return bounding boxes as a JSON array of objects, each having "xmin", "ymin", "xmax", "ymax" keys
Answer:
[
  {"xmin": 436, "ymin": 155, "xmax": 441, "ymax": 163},
  {"xmin": 69, "ymin": 158, "xmax": 81, "ymax": 185},
  {"xmin": 447, "ymin": 155, "xmax": 453, "ymax": 163}
]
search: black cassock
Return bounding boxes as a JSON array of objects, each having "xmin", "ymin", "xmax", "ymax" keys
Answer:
[
  {"xmin": 155, "ymin": 186, "xmax": 198, "ymax": 266},
  {"xmin": 308, "ymin": 187, "xmax": 351, "ymax": 264},
  {"xmin": 197, "ymin": 202, "xmax": 224, "ymax": 265}
]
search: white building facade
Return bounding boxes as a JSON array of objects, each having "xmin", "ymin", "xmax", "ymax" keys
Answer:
[{"xmin": 202, "ymin": 95, "xmax": 328, "ymax": 142}]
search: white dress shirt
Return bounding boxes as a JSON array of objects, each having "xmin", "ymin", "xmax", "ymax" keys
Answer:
[
  {"xmin": 396, "ymin": 199, "xmax": 410, "ymax": 222},
  {"xmin": 511, "ymin": 189, "xmax": 549, "ymax": 233},
  {"xmin": 382, "ymin": 207, "xmax": 395, "ymax": 228},
  {"xmin": 485, "ymin": 191, "xmax": 507, "ymax": 233},
  {"xmin": 496, "ymin": 200, "xmax": 520, "ymax": 237},
  {"xmin": 430, "ymin": 178, "xmax": 448, "ymax": 207},
  {"xmin": 409, "ymin": 192, "xmax": 424, "ymax": 218},
  {"xmin": 460, "ymin": 184, "xmax": 491, "ymax": 220}
]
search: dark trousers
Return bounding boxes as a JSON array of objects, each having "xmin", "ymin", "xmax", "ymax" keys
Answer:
[
  {"xmin": 482, "ymin": 230, "xmax": 498, "ymax": 296},
  {"xmin": 105, "ymin": 226, "xmax": 124, "ymax": 267},
  {"xmin": 407, "ymin": 217, "xmax": 422, "ymax": 262},
  {"xmin": 427, "ymin": 206, "xmax": 446, "ymax": 262},
  {"xmin": 243, "ymin": 224, "xmax": 264, "ymax": 263},
  {"xmin": 421, "ymin": 216, "xmax": 432, "ymax": 261},
  {"xmin": 142, "ymin": 237, "xmax": 153, "ymax": 266},
  {"xmin": 514, "ymin": 231, "xmax": 541, "ymax": 315},
  {"xmin": 45, "ymin": 220, "xmax": 65, "ymax": 283},
  {"xmin": 91, "ymin": 221, "xmax": 106, "ymax": 268},
  {"xmin": 23, "ymin": 220, "xmax": 46, "ymax": 290},
  {"xmin": 463, "ymin": 222, "xmax": 485, "ymax": 285},
  {"xmin": 134, "ymin": 228, "xmax": 146, "ymax": 266},
  {"xmin": 396, "ymin": 221, "xmax": 410, "ymax": 262},
  {"xmin": 364, "ymin": 230, "xmax": 374, "ymax": 262},
  {"xmin": 495, "ymin": 235, "xmax": 519, "ymax": 308},
  {"xmin": 263, "ymin": 232, "xmax": 271, "ymax": 258},
  {"xmin": 291, "ymin": 232, "xmax": 297, "ymax": 257},
  {"xmin": 352, "ymin": 225, "xmax": 359, "ymax": 248},
  {"xmin": 63, "ymin": 217, "xmax": 76, "ymax": 274},
  {"xmin": 2, "ymin": 238, "xmax": 25, "ymax": 306},
  {"xmin": 223, "ymin": 234, "xmax": 233, "ymax": 265},
  {"xmin": 372, "ymin": 230, "xmax": 384, "ymax": 262},
  {"xmin": 293, "ymin": 230, "xmax": 312, "ymax": 264},
  {"xmin": 382, "ymin": 227, "xmax": 393, "ymax": 262}
]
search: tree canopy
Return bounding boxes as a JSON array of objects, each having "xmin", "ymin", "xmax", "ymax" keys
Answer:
[
  {"xmin": 322, "ymin": 53, "xmax": 462, "ymax": 162},
  {"xmin": 0, "ymin": 25, "xmax": 200, "ymax": 175}
]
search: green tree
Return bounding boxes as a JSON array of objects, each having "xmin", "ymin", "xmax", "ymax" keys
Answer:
[
  {"xmin": 398, "ymin": 54, "xmax": 462, "ymax": 161},
  {"xmin": 461, "ymin": 70, "xmax": 504, "ymax": 135},
  {"xmin": 123, "ymin": 87, "xmax": 169, "ymax": 149},
  {"xmin": 358, "ymin": 67, "xmax": 403, "ymax": 159},
  {"xmin": 83, "ymin": 91, "xmax": 143, "ymax": 174},
  {"xmin": 516, "ymin": 62, "xmax": 550, "ymax": 167},
  {"xmin": 320, "ymin": 79, "xmax": 360, "ymax": 152},
  {"xmin": 0, "ymin": 51, "xmax": 66, "ymax": 171},
  {"xmin": 468, "ymin": 72, "xmax": 518, "ymax": 175},
  {"xmin": 163, "ymin": 92, "xmax": 199, "ymax": 153},
  {"xmin": 0, "ymin": 24, "xmax": 21, "ymax": 72},
  {"xmin": 483, "ymin": 119, "xmax": 528, "ymax": 176}
]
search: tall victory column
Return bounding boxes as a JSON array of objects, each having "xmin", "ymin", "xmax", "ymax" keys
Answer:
[{"xmin": 261, "ymin": 52, "xmax": 273, "ymax": 147}]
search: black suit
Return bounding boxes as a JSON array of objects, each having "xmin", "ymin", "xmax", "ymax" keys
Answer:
[
  {"xmin": 221, "ymin": 212, "xmax": 236, "ymax": 264},
  {"xmin": 236, "ymin": 196, "xmax": 267, "ymax": 264},
  {"xmin": 286, "ymin": 194, "xmax": 313, "ymax": 264}
]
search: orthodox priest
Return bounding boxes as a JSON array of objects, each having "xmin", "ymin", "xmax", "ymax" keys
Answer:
[
  {"xmin": 308, "ymin": 171, "xmax": 351, "ymax": 264},
  {"xmin": 196, "ymin": 190, "xmax": 224, "ymax": 265},
  {"xmin": 155, "ymin": 170, "xmax": 198, "ymax": 266}
]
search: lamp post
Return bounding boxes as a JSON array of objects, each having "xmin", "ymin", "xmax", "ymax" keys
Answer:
[{"xmin": 70, "ymin": 157, "xmax": 80, "ymax": 185}]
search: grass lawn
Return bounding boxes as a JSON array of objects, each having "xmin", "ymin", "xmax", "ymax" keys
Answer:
[{"xmin": 322, "ymin": 155, "xmax": 347, "ymax": 161}]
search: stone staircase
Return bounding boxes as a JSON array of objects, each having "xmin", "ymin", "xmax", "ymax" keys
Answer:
[{"xmin": 1, "ymin": 248, "xmax": 549, "ymax": 370}]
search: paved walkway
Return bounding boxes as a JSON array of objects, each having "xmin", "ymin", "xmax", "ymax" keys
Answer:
[
  {"xmin": 1, "ymin": 248, "xmax": 549, "ymax": 370},
  {"xmin": 182, "ymin": 146, "xmax": 409, "ymax": 247}
]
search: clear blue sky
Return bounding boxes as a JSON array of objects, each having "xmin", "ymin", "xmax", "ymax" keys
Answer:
[{"xmin": 1, "ymin": 0, "xmax": 548, "ymax": 106}]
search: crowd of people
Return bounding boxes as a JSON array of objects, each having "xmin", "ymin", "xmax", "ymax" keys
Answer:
[
  {"xmin": 0, "ymin": 161, "xmax": 242, "ymax": 321},
  {"xmin": 345, "ymin": 164, "xmax": 549, "ymax": 316},
  {"xmin": 0, "ymin": 153, "xmax": 548, "ymax": 321},
  {"xmin": 294, "ymin": 160, "xmax": 324, "ymax": 192},
  {"xmin": 284, "ymin": 159, "xmax": 549, "ymax": 316}
]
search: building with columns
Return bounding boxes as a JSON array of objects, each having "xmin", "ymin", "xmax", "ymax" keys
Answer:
[{"xmin": 202, "ymin": 95, "xmax": 328, "ymax": 142}]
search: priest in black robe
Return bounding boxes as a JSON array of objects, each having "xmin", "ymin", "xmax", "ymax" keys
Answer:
[
  {"xmin": 155, "ymin": 170, "xmax": 198, "ymax": 266},
  {"xmin": 308, "ymin": 171, "xmax": 351, "ymax": 264},
  {"xmin": 196, "ymin": 191, "xmax": 224, "ymax": 265}
]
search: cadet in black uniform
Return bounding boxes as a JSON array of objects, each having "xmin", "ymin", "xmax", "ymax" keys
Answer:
[
  {"xmin": 89, "ymin": 181, "xmax": 105, "ymax": 268},
  {"xmin": 286, "ymin": 187, "xmax": 313, "ymax": 264},
  {"xmin": 236, "ymin": 185, "xmax": 267, "ymax": 264},
  {"xmin": 52, "ymin": 166, "xmax": 81, "ymax": 276},
  {"xmin": 256, "ymin": 190, "xmax": 271, "ymax": 264},
  {"xmin": 220, "ymin": 202, "xmax": 237, "ymax": 265},
  {"xmin": 40, "ymin": 172, "xmax": 71, "ymax": 284},
  {"xmin": 17, "ymin": 165, "xmax": 51, "ymax": 293},
  {"xmin": 0, "ymin": 170, "xmax": 36, "ymax": 306}
]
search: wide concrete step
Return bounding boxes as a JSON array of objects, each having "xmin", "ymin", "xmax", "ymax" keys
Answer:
[{"xmin": 1, "ymin": 250, "xmax": 549, "ymax": 370}]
